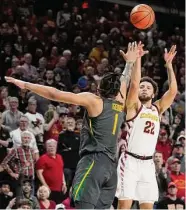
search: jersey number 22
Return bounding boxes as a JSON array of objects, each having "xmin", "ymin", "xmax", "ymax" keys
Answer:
[{"xmin": 144, "ymin": 121, "xmax": 155, "ymax": 135}]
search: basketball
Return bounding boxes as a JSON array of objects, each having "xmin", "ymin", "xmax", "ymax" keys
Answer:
[{"xmin": 130, "ymin": 4, "xmax": 155, "ymax": 29}]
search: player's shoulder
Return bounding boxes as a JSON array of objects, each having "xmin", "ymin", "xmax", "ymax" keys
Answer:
[
  {"xmin": 78, "ymin": 92, "xmax": 100, "ymax": 99},
  {"xmin": 79, "ymin": 92, "xmax": 103, "ymax": 106}
]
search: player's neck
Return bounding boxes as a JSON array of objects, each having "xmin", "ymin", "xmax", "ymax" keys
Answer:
[{"xmin": 141, "ymin": 100, "xmax": 152, "ymax": 108}]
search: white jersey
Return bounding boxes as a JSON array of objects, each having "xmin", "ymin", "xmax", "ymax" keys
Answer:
[{"xmin": 125, "ymin": 104, "xmax": 160, "ymax": 156}]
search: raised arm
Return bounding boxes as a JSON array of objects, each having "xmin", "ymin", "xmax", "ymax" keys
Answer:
[
  {"xmin": 154, "ymin": 45, "xmax": 178, "ymax": 115},
  {"xmin": 118, "ymin": 42, "xmax": 138, "ymax": 103},
  {"xmin": 5, "ymin": 77, "xmax": 97, "ymax": 109},
  {"xmin": 126, "ymin": 42, "xmax": 148, "ymax": 111}
]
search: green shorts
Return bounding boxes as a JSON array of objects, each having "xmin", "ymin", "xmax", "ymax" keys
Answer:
[{"xmin": 72, "ymin": 152, "xmax": 117, "ymax": 209}]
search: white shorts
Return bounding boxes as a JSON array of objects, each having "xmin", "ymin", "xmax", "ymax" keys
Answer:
[{"xmin": 116, "ymin": 152, "xmax": 159, "ymax": 203}]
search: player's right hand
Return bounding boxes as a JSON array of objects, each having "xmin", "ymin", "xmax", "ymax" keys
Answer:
[
  {"xmin": 5, "ymin": 76, "xmax": 26, "ymax": 89},
  {"xmin": 120, "ymin": 42, "xmax": 138, "ymax": 63},
  {"xmin": 164, "ymin": 45, "xmax": 177, "ymax": 65}
]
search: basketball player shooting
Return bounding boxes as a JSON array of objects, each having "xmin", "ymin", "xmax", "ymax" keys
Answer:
[
  {"xmin": 5, "ymin": 42, "xmax": 140, "ymax": 209},
  {"xmin": 116, "ymin": 45, "xmax": 178, "ymax": 209}
]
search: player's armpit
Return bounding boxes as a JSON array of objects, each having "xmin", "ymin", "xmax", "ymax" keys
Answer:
[{"xmin": 126, "ymin": 102, "xmax": 142, "ymax": 121}]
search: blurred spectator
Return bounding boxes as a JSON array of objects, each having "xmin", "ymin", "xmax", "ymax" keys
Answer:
[
  {"xmin": 1, "ymin": 131, "xmax": 37, "ymax": 196},
  {"xmin": 37, "ymin": 57, "xmax": 47, "ymax": 78},
  {"xmin": 6, "ymin": 198, "xmax": 33, "ymax": 209},
  {"xmin": 58, "ymin": 117, "xmax": 80, "ymax": 189},
  {"xmin": 156, "ymin": 182, "xmax": 185, "ymax": 209},
  {"xmin": 167, "ymin": 158, "xmax": 185, "ymax": 200},
  {"xmin": 22, "ymin": 53, "xmax": 38, "ymax": 81},
  {"xmin": 156, "ymin": 128, "xmax": 172, "ymax": 162},
  {"xmin": 0, "ymin": 111, "xmax": 12, "ymax": 164},
  {"xmin": 25, "ymin": 98, "xmax": 45, "ymax": 144},
  {"xmin": 27, "ymin": 92, "xmax": 51, "ymax": 116},
  {"xmin": 75, "ymin": 119, "xmax": 83, "ymax": 133},
  {"xmin": 16, "ymin": 179, "xmax": 40, "ymax": 209},
  {"xmin": 54, "ymin": 57, "xmax": 72, "ymax": 90},
  {"xmin": 36, "ymin": 139, "xmax": 67, "ymax": 204},
  {"xmin": 44, "ymin": 111, "xmax": 64, "ymax": 142},
  {"xmin": 89, "ymin": 40, "xmax": 108, "ymax": 64},
  {"xmin": 170, "ymin": 114, "xmax": 184, "ymax": 141},
  {"xmin": 0, "ymin": 86, "xmax": 10, "ymax": 111},
  {"xmin": 153, "ymin": 152, "xmax": 168, "ymax": 200},
  {"xmin": 6, "ymin": 57, "xmax": 20, "ymax": 77},
  {"xmin": 10, "ymin": 115, "xmax": 39, "ymax": 160},
  {"xmin": 0, "ymin": 181, "xmax": 13, "ymax": 209},
  {"xmin": 44, "ymin": 70, "xmax": 55, "ymax": 87},
  {"xmin": 167, "ymin": 142, "xmax": 185, "ymax": 173},
  {"xmin": 2, "ymin": 97, "xmax": 23, "ymax": 131},
  {"xmin": 177, "ymin": 134, "xmax": 185, "ymax": 147},
  {"xmin": 37, "ymin": 185, "xmax": 56, "ymax": 209},
  {"xmin": 17, "ymin": 89, "xmax": 28, "ymax": 112}
]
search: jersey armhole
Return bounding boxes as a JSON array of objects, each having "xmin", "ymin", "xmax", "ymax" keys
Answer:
[
  {"xmin": 88, "ymin": 97, "xmax": 104, "ymax": 119},
  {"xmin": 152, "ymin": 104, "xmax": 161, "ymax": 120},
  {"xmin": 126, "ymin": 104, "xmax": 143, "ymax": 122}
]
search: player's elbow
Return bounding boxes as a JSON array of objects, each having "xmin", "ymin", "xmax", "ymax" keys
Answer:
[
  {"xmin": 48, "ymin": 87, "xmax": 63, "ymax": 102},
  {"xmin": 130, "ymin": 81, "xmax": 139, "ymax": 89},
  {"xmin": 169, "ymin": 85, "xmax": 178, "ymax": 97}
]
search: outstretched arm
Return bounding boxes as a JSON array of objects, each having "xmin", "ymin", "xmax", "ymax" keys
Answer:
[
  {"xmin": 119, "ymin": 42, "xmax": 138, "ymax": 103},
  {"xmin": 5, "ymin": 77, "xmax": 96, "ymax": 108},
  {"xmin": 154, "ymin": 45, "xmax": 178, "ymax": 115},
  {"xmin": 126, "ymin": 42, "xmax": 148, "ymax": 110}
]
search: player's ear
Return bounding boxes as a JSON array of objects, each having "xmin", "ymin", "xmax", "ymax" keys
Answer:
[{"xmin": 152, "ymin": 93, "xmax": 155, "ymax": 99}]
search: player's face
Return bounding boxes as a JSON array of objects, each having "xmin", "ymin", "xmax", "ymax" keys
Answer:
[{"xmin": 139, "ymin": 82, "xmax": 154, "ymax": 102}]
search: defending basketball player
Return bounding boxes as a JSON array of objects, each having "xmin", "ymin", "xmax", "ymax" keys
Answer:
[
  {"xmin": 116, "ymin": 45, "xmax": 178, "ymax": 209},
  {"xmin": 5, "ymin": 42, "xmax": 140, "ymax": 209}
]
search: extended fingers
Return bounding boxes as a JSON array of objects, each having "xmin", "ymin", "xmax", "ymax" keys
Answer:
[
  {"xmin": 169, "ymin": 45, "xmax": 176, "ymax": 54},
  {"xmin": 120, "ymin": 50, "xmax": 126, "ymax": 57},
  {"xmin": 128, "ymin": 42, "xmax": 132, "ymax": 51}
]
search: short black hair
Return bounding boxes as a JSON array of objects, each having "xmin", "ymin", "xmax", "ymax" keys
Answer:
[
  {"xmin": 98, "ymin": 72, "xmax": 121, "ymax": 98},
  {"xmin": 140, "ymin": 77, "xmax": 159, "ymax": 97}
]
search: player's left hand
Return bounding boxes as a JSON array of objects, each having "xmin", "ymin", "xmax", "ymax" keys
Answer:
[
  {"xmin": 164, "ymin": 45, "xmax": 177, "ymax": 65},
  {"xmin": 5, "ymin": 76, "xmax": 26, "ymax": 89},
  {"xmin": 137, "ymin": 41, "xmax": 149, "ymax": 58}
]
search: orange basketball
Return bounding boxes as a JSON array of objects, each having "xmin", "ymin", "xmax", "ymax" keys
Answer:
[{"xmin": 130, "ymin": 4, "xmax": 155, "ymax": 29}]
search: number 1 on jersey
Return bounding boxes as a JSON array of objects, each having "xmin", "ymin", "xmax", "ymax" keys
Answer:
[{"xmin": 112, "ymin": 113, "xmax": 119, "ymax": 135}]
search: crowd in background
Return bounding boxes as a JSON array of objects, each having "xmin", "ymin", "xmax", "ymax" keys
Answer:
[{"xmin": 0, "ymin": 0, "xmax": 185, "ymax": 209}]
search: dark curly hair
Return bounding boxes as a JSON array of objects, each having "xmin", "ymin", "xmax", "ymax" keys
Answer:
[
  {"xmin": 140, "ymin": 76, "xmax": 159, "ymax": 97},
  {"xmin": 98, "ymin": 72, "xmax": 121, "ymax": 98}
]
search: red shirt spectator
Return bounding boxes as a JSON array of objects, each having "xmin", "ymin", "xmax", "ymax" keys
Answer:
[
  {"xmin": 36, "ymin": 139, "xmax": 67, "ymax": 204},
  {"xmin": 170, "ymin": 172, "xmax": 185, "ymax": 200},
  {"xmin": 156, "ymin": 129, "xmax": 172, "ymax": 161},
  {"xmin": 45, "ymin": 120, "xmax": 63, "ymax": 141},
  {"xmin": 169, "ymin": 158, "xmax": 185, "ymax": 200},
  {"xmin": 37, "ymin": 185, "xmax": 56, "ymax": 210},
  {"xmin": 39, "ymin": 200, "xmax": 56, "ymax": 209},
  {"xmin": 36, "ymin": 153, "xmax": 64, "ymax": 192}
]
